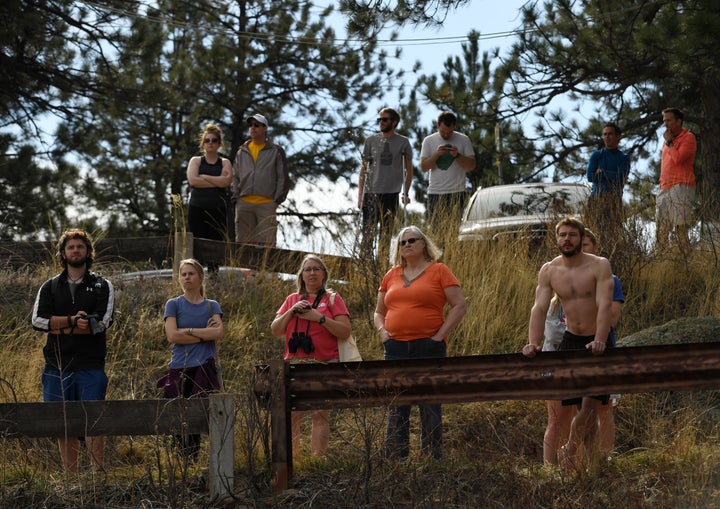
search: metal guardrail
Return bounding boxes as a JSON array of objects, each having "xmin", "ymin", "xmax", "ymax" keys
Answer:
[{"xmin": 254, "ymin": 342, "xmax": 720, "ymax": 492}]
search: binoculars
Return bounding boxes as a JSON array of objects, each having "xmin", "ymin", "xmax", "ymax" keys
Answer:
[{"xmin": 288, "ymin": 332, "xmax": 314, "ymax": 354}]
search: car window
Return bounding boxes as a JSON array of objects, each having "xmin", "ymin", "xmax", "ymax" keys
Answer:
[{"xmin": 467, "ymin": 186, "xmax": 586, "ymax": 221}]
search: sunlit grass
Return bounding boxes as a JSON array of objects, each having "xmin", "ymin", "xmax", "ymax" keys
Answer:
[{"xmin": 1, "ymin": 210, "xmax": 719, "ymax": 507}]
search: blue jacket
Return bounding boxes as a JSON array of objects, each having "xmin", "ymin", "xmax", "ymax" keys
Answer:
[{"xmin": 586, "ymin": 148, "xmax": 630, "ymax": 196}]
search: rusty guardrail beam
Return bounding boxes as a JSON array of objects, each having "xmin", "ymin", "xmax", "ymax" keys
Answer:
[
  {"xmin": 254, "ymin": 342, "xmax": 720, "ymax": 493},
  {"xmin": 255, "ymin": 342, "xmax": 720, "ymax": 410}
]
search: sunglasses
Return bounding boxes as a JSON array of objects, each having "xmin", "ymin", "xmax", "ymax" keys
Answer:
[
  {"xmin": 377, "ymin": 117, "xmax": 392, "ymax": 123},
  {"xmin": 203, "ymin": 137, "xmax": 220, "ymax": 144},
  {"xmin": 64, "ymin": 229, "xmax": 88, "ymax": 237},
  {"xmin": 250, "ymin": 123, "xmax": 265, "ymax": 128},
  {"xmin": 302, "ymin": 266, "xmax": 325, "ymax": 273},
  {"xmin": 400, "ymin": 237, "xmax": 422, "ymax": 246}
]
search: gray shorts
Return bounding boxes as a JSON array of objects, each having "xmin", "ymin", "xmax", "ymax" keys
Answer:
[{"xmin": 656, "ymin": 184, "xmax": 695, "ymax": 227}]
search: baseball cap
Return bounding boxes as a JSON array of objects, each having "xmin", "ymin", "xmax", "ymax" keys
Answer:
[{"xmin": 247, "ymin": 114, "xmax": 268, "ymax": 127}]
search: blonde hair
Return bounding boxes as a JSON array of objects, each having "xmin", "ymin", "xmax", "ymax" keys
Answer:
[
  {"xmin": 391, "ymin": 225, "xmax": 442, "ymax": 267},
  {"xmin": 295, "ymin": 254, "xmax": 333, "ymax": 295},
  {"xmin": 178, "ymin": 258, "xmax": 205, "ymax": 296}
]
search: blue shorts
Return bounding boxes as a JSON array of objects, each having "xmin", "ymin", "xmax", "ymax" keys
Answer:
[{"xmin": 42, "ymin": 369, "xmax": 108, "ymax": 402}]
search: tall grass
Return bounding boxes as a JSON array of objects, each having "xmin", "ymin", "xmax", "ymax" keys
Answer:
[{"xmin": 0, "ymin": 211, "xmax": 718, "ymax": 508}]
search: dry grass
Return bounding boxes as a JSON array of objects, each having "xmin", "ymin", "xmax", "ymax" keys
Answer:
[{"xmin": 0, "ymin": 214, "xmax": 719, "ymax": 508}]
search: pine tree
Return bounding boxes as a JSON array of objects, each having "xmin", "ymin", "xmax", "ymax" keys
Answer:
[
  {"xmin": 501, "ymin": 0, "xmax": 720, "ymax": 222},
  {"xmin": 55, "ymin": 0, "xmax": 402, "ymax": 237}
]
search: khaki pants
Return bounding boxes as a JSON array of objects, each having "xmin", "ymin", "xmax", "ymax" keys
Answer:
[{"xmin": 234, "ymin": 199, "xmax": 278, "ymax": 246}]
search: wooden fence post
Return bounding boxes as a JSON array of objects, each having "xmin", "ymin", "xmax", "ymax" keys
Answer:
[
  {"xmin": 173, "ymin": 231, "xmax": 193, "ymax": 277},
  {"xmin": 0, "ymin": 398, "xmax": 228, "ymax": 497},
  {"xmin": 207, "ymin": 393, "xmax": 235, "ymax": 501}
]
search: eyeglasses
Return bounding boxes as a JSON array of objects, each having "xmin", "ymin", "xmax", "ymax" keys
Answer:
[
  {"xmin": 377, "ymin": 117, "xmax": 392, "ymax": 123},
  {"xmin": 203, "ymin": 137, "xmax": 220, "ymax": 144},
  {"xmin": 303, "ymin": 266, "xmax": 325, "ymax": 273},
  {"xmin": 250, "ymin": 123, "xmax": 265, "ymax": 128},
  {"xmin": 440, "ymin": 119, "xmax": 455, "ymax": 126},
  {"xmin": 400, "ymin": 237, "xmax": 422, "ymax": 246}
]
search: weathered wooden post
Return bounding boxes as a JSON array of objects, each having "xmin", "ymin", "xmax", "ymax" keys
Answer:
[
  {"xmin": 171, "ymin": 193, "xmax": 193, "ymax": 276},
  {"xmin": 208, "ymin": 393, "xmax": 235, "ymax": 501},
  {"xmin": 0, "ymin": 396, "xmax": 236, "ymax": 501},
  {"xmin": 173, "ymin": 231, "xmax": 193, "ymax": 275}
]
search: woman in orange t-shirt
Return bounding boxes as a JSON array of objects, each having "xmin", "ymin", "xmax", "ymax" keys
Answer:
[{"xmin": 373, "ymin": 226, "xmax": 466, "ymax": 459}]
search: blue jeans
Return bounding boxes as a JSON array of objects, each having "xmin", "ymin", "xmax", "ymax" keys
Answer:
[
  {"xmin": 42, "ymin": 369, "xmax": 108, "ymax": 402},
  {"xmin": 383, "ymin": 338, "xmax": 447, "ymax": 459}
]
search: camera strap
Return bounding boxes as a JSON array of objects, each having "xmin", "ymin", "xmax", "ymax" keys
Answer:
[{"xmin": 293, "ymin": 289, "xmax": 326, "ymax": 335}]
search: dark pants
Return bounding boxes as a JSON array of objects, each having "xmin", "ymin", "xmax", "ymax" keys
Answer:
[
  {"xmin": 559, "ymin": 332, "xmax": 610, "ymax": 406},
  {"xmin": 426, "ymin": 192, "xmax": 469, "ymax": 227},
  {"xmin": 188, "ymin": 202, "xmax": 229, "ymax": 271},
  {"xmin": 383, "ymin": 338, "xmax": 447, "ymax": 459},
  {"xmin": 361, "ymin": 193, "xmax": 399, "ymax": 256},
  {"xmin": 188, "ymin": 204, "xmax": 229, "ymax": 241},
  {"xmin": 158, "ymin": 359, "xmax": 221, "ymax": 461},
  {"xmin": 585, "ymin": 193, "xmax": 624, "ymax": 255}
]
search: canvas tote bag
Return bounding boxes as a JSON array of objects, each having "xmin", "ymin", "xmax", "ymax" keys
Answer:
[{"xmin": 329, "ymin": 292, "xmax": 362, "ymax": 362}]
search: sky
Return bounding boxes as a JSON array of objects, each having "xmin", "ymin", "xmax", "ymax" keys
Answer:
[{"xmin": 286, "ymin": 0, "xmax": 530, "ymax": 255}]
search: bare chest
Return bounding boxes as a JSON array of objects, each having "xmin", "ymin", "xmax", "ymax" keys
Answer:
[{"xmin": 550, "ymin": 267, "xmax": 596, "ymax": 302}]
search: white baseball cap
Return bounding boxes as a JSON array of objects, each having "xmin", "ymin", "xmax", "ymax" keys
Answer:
[{"xmin": 246, "ymin": 114, "xmax": 268, "ymax": 127}]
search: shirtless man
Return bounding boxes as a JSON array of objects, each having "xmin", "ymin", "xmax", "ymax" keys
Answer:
[{"xmin": 522, "ymin": 217, "xmax": 614, "ymax": 472}]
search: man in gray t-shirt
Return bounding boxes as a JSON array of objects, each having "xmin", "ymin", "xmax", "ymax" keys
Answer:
[{"xmin": 358, "ymin": 107, "xmax": 413, "ymax": 254}]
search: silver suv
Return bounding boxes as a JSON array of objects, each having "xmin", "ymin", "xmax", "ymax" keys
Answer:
[{"xmin": 458, "ymin": 182, "xmax": 589, "ymax": 242}]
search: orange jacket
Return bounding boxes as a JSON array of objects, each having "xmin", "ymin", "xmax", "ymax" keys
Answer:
[{"xmin": 660, "ymin": 128, "xmax": 696, "ymax": 189}]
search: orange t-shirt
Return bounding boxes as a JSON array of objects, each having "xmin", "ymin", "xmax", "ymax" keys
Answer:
[
  {"xmin": 379, "ymin": 262, "xmax": 460, "ymax": 343},
  {"xmin": 660, "ymin": 128, "xmax": 696, "ymax": 189}
]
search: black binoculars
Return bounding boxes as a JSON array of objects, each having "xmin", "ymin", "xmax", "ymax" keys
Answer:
[{"xmin": 288, "ymin": 332, "xmax": 314, "ymax": 354}]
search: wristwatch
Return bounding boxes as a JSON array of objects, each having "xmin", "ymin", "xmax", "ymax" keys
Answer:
[{"xmin": 319, "ymin": 315, "xmax": 326, "ymax": 324}]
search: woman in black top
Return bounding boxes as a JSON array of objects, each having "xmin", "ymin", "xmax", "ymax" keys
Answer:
[{"xmin": 186, "ymin": 123, "xmax": 233, "ymax": 246}]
